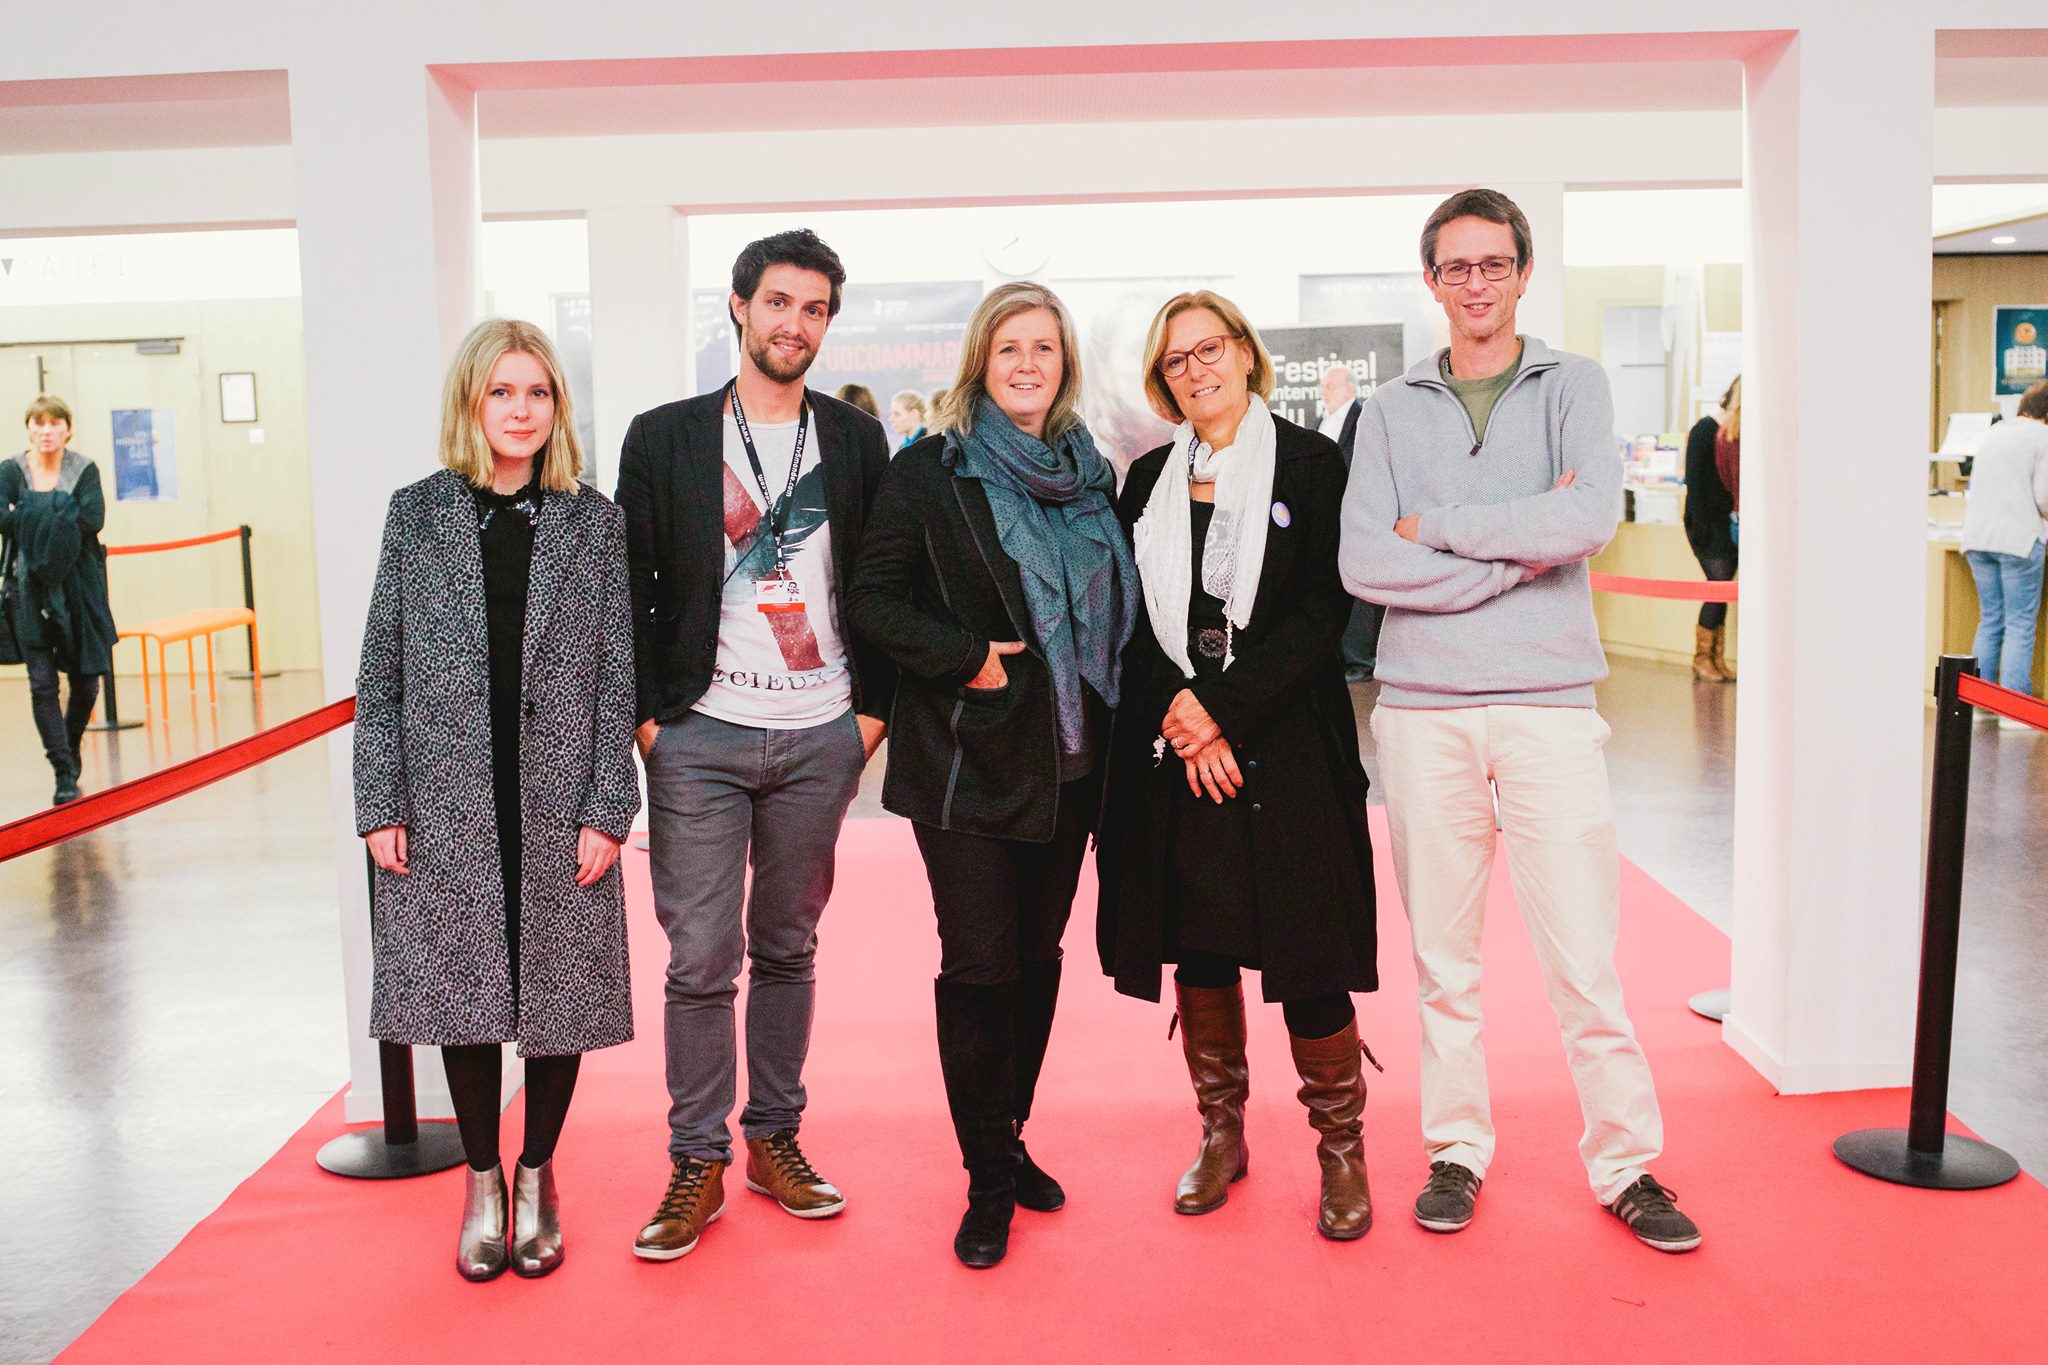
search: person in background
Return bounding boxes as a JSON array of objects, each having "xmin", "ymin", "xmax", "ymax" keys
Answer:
[
  {"xmin": 1320, "ymin": 364, "xmax": 1380, "ymax": 683},
  {"xmin": 1, "ymin": 396, "xmax": 117, "ymax": 805},
  {"xmin": 850, "ymin": 282, "xmax": 1138, "ymax": 1269},
  {"xmin": 888, "ymin": 389, "xmax": 929, "ymax": 450},
  {"xmin": 929, "ymin": 388, "xmax": 950, "ymax": 425},
  {"xmin": 617, "ymin": 229, "xmax": 896, "ymax": 1264},
  {"xmin": 1961, "ymin": 378, "xmax": 2048, "ymax": 726},
  {"xmin": 354, "ymin": 318, "xmax": 639, "ymax": 1282},
  {"xmin": 1681, "ymin": 376, "xmax": 1739, "ymax": 683},
  {"xmin": 1097, "ymin": 289, "xmax": 1380, "ymax": 1243},
  {"xmin": 1340, "ymin": 187, "xmax": 1699, "ymax": 1254},
  {"xmin": 836, "ymin": 383, "xmax": 880, "ymax": 421}
]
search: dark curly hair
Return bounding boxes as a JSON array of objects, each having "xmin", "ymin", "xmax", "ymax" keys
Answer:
[{"xmin": 729, "ymin": 228, "xmax": 847, "ymax": 336}]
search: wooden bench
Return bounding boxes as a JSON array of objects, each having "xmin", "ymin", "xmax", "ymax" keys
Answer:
[{"xmin": 119, "ymin": 607, "xmax": 262, "ymax": 707}]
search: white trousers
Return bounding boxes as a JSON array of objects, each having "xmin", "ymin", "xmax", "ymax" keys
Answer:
[{"xmin": 1370, "ymin": 703, "xmax": 1662, "ymax": 1204}]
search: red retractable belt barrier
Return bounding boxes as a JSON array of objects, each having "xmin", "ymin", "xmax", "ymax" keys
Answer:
[
  {"xmin": 1588, "ymin": 572, "xmax": 1740, "ymax": 603},
  {"xmin": 0, "ymin": 697, "xmax": 355, "ymax": 863},
  {"xmin": 105, "ymin": 527, "xmax": 245, "ymax": 557},
  {"xmin": 1956, "ymin": 673, "xmax": 2048, "ymax": 732}
]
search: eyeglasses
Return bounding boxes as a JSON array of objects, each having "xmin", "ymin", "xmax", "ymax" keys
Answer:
[
  {"xmin": 1159, "ymin": 334, "xmax": 1235, "ymax": 380},
  {"xmin": 1432, "ymin": 257, "xmax": 1519, "ymax": 286}
]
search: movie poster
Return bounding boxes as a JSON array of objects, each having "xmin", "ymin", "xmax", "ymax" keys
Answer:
[
  {"xmin": 1993, "ymin": 306, "xmax": 2048, "ymax": 397},
  {"xmin": 110, "ymin": 407, "xmax": 177, "ymax": 502},
  {"xmin": 1258, "ymin": 324, "xmax": 1406, "ymax": 430}
]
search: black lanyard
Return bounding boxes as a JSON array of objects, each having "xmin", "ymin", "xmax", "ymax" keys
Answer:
[{"xmin": 727, "ymin": 378, "xmax": 809, "ymax": 576}]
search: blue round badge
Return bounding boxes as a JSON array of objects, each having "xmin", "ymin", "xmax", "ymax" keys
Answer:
[{"xmin": 1271, "ymin": 501, "xmax": 1292, "ymax": 528}]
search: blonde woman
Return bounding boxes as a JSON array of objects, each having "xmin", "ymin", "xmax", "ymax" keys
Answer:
[
  {"xmin": 1095, "ymin": 289, "xmax": 1379, "ymax": 1241},
  {"xmin": 848, "ymin": 282, "xmax": 1139, "ymax": 1268},
  {"xmin": 354, "ymin": 318, "xmax": 639, "ymax": 1281}
]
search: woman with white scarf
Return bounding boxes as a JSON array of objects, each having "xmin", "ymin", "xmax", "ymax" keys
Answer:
[{"xmin": 1095, "ymin": 290, "xmax": 1380, "ymax": 1241}]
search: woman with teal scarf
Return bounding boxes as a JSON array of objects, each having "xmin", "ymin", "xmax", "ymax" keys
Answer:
[{"xmin": 849, "ymin": 282, "xmax": 1138, "ymax": 1269}]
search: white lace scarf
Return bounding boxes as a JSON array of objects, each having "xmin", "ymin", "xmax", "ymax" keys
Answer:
[{"xmin": 1132, "ymin": 397, "xmax": 1278, "ymax": 678}]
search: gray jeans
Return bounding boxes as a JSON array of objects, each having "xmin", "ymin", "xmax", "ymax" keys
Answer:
[{"xmin": 645, "ymin": 707, "xmax": 866, "ymax": 1162}]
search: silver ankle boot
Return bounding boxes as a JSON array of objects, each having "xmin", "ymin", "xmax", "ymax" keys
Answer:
[
  {"xmin": 457, "ymin": 1163, "xmax": 510, "ymax": 1281},
  {"xmin": 511, "ymin": 1159, "xmax": 563, "ymax": 1278}
]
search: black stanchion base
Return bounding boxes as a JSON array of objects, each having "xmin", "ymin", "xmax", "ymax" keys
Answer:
[
  {"xmin": 1687, "ymin": 988, "xmax": 1730, "ymax": 1022},
  {"xmin": 630, "ymin": 832, "xmax": 650, "ymax": 851},
  {"xmin": 316, "ymin": 1121, "xmax": 467, "ymax": 1180},
  {"xmin": 227, "ymin": 669, "xmax": 284, "ymax": 681},
  {"xmin": 1833, "ymin": 1129, "xmax": 2021, "ymax": 1190},
  {"xmin": 86, "ymin": 719, "xmax": 144, "ymax": 732}
]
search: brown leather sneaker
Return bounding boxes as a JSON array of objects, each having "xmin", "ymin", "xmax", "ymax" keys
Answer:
[
  {"xmin": 632, "ymin": 1156, "xmax": 727, "ymax": 1261},
  {"xmin": 743, "ymin": 1130, "xmax": 847, "ymax": 1218}
]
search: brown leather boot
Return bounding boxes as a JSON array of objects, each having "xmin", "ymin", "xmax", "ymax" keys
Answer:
[
  {"xmin": 1692, "ymin": 626, "xmax": 1728, "ymax": 682},
  {"xmin": 1290, "ymin": 1020, "xmax": 1373, "ymax": 1241},
  {"xmin": 1173, "ymin": 980, "xmax": 1250, "ymax": 1215},
  {"xmin": 1710, "ymin": 624, "xmax": 1736, "ymax": 682}
]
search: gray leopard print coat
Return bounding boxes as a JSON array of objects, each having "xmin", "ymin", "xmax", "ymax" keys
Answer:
[{"xmin": 354, "ymin": 468, "xmax": 639, "ymax": 1057}]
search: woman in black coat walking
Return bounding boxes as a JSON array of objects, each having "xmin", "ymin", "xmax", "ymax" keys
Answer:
[
  {"xmin": 848, "ymin": 282, "xmax": 1139, "ymax": 1268},
  {"xmin": 1, "ymin": 396, "xmax": 118, "ymax": 805},
  {"xmin": 355, "ymin": 318, "xmax": 639, "ymax": 1282},
  {"xmin": 1096, "ymin": 290, "xmax": 1379, "ymax": 1241},
  {"xmin": 1681, "ymin": 376, "xmax": 1739, "ymax": 682}
]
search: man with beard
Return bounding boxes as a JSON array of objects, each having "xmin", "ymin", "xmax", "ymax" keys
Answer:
[
  {"xmin": 618, "ymin": 229, "xmax": 895, "ymax": 1262},
  {"xmin": 1338, "ymin": 189, "xmax": 1700, "ymax": 1253}
]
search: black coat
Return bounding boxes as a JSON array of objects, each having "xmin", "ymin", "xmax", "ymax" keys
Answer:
[
  {"xmin": 1336, "ymin": 398, "xmax": 1364, "ymax": 466},
  {"xmin": 1682, "ymin": 416, "xmax": 1736, "ymax": 560},
  {"xmin": 614, "ymin": 388, "xmax": 898, "ymax": 727},
  {"xmin": 354, "ymin": 470, "xmax": 641, "ymax": 1057},
  {"xmin": 846, "ymin": 433, "xmax": 1084, "ymax": 843},
  {"xmin": 0, "ymin": 452, "xmax": 117, "ymax": 676},
  {"xmin": 1095, "ymin": 415, "xmax": 1378, "ymax": 1004}
]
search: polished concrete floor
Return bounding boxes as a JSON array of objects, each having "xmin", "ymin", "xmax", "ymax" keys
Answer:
[{"xmin": 3, "ymin": 657, "xmax": 2043, "ymax": 1363}]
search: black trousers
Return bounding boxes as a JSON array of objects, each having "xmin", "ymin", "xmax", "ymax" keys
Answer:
[
  {"xmin": 912, "ymin": 771, "xmax": 1099, "ymax": 985},
  {"xmin": 1694, "ymin": 551, "xmax": 1737, "ymax": 629},
  {"xmin": 25, "ymin": 648, "xmax": 97, "ymax": 772}
]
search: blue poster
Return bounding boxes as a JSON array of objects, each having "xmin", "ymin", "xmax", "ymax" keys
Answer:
[
  {"xmin": 110, "ymin": 407, "xmax": 178, "ymax": 502},
  {"xmin": 1993, "ymin": 306, "xmax": 2048, "ymax": 397}
]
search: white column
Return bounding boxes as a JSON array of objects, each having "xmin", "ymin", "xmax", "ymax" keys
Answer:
[
  {"xmin": 587, "ymin": 205, "xmax": 693, "ymax": 492},
  {"xmin": 291, "ymin": 60, "xmax": 495, "ymax": 1122},
  {"xmin": 1494, "ymin": 181, "xmax": 1566, "ymax": 349},
  {"xmin": 1726, "ymin": 20, "xmax": 1933, "ymax": 1093}
]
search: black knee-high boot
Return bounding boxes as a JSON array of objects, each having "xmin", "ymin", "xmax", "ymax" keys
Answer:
[
  {"xmin": 935, "ymin": 980, "xmax": 1019, "ymax": 1268},
  {"xmin": 1010, "ymin": 958, "xmax": 1066, "ymax": 1212}
]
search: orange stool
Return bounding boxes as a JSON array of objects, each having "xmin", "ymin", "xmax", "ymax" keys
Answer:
[{"xmin": 118, "ymin": 607, "xmax": 262, "ymax": 707}]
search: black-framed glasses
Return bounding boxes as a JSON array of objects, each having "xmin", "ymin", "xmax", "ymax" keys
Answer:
[
  {"xmin": 1159, "ymin": 334, "xmax": 1235, "ymax": 379},
  {"xmin": 1432, "ymin": 257, "xmax": 1519, "ymax": 286}
]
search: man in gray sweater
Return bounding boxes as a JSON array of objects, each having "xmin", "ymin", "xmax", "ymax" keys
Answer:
[{"xmin": 1338, "ymin": 188, "xmax": 1700, "ymax": 1253}]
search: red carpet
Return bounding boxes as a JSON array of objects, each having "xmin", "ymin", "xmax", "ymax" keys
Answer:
[{"xmin": 59, "ymin": 815, "xmax": 2047, "ymax": 1362}]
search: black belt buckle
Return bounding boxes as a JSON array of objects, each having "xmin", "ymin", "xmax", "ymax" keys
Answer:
[{"xmin": 1195, "ymin": 627, "xmax": 1229, "ymax": 660}]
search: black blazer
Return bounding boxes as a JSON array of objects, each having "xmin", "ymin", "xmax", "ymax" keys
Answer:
[
  {"xmin": 1095, "ymin": 414, "xmax": 1377, "ymax": 1003},
  {"xmin": 1681, "ymin": 415, "xmax": 1736, "ymax": 559},
  {"xmin": 615, "ymin": 388, "xmax": 898, "ymax": 728},
  {"xmin": 1335, "ymin": 398, "xmax": 1364, "ymax": 467},
  {"xmin": 846, "ymin": 433, "xmax": 1086, "ymax": 843}
]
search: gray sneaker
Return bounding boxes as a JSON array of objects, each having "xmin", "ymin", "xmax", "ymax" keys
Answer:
[
  {"xmin": 1412, "ymin": 1160, "xmax": 1481, "ymax": 1232},
  {"xmin": 1606, "ymin": 1174, "xmax": 1701, "ymax": 1253}
]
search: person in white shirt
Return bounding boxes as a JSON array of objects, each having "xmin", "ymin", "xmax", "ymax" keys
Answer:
[{"xmin": 1961, "ymin": 380, "xmax": 2048, "ymax": 717}]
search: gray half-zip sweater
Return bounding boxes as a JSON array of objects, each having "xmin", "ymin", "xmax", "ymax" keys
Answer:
[{"xmin": 1338, "ymin": 335, "xmax": 1620, "ymax": 708}]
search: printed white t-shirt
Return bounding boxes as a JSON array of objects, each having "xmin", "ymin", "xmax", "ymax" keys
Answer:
[{"xmin": 691, "ymin": 412, "xmax": 852, "ymax": 728}]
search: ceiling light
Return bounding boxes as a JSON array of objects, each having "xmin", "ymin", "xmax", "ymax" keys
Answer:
[{"xmin": 1991, "ymin": 235, "xmax": 2018, "ymax": 245}]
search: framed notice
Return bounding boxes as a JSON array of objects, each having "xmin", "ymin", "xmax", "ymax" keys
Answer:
[
  {"xmin": 1993, "ymin": 305, "xmax": 2048, "ymax": 396},
  {"xmin": 110, "ymin": 407, "xmax": 178, "ymax": 501},
  {"xmin": 218, "ymin": 371, "xmax": 258, "ymax": 423}
]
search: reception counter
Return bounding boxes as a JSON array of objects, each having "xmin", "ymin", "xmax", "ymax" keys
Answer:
[{"xmin": 1588, "ymin": 492, "xmax": 2046, "ymax": 699}]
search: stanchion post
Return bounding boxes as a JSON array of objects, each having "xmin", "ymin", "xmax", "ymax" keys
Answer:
[
  {"xmin": 314, "ymin": 851, "xmax": 465, "ymax": 1179},
  {"xmin": 1833, "ymin": 655, "xmax": 2019, "ymax": 1189},
  {"xmin": 228, "ymin": 524, "xmax": 279, "ymax": 681},
  {"xmin": 87, "ymin": 670, "xmax": 144, "ymax": 733}
]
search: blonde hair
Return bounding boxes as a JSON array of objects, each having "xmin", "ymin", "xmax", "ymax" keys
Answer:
[
  {"xmin": 890, "ymin": 389, "xmax": 927, "ymax": 419},
  {"xmin": 1140, "ymin": 290, "xmax": 1275, "ymax": 423},
  {"xmin": 1720, "ymin": 375, "xmax": 1741, "ymax": 444},
  {"xmin": 935, "ymin": 283, "xmax": 1086, "ymax": 441},
  {"xmin": 438, "ymin": 319, "xmax": 584, "ymax": 493}
]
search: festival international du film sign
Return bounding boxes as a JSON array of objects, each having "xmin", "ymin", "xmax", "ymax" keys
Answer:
[
  {"xmin": 1993, "ymin": 306, "xmax": 2048, "ymax": 397},
  {"xmin": 1259, "ymin": 324, "xmax": 1406, "ymax": 430},
  {"xmin": 109, "ymin": 408, "xmax": 178, "ymax": 502}
]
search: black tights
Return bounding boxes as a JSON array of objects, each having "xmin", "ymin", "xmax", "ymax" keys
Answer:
[
  {"xmin": 1695, "ymin": 552, "xmax": 1736, "ymax": 630},
  {"xmin": 1173, "ymin": 953, "xmax": 1355, "ymax": 1039},
  {"xmin": 441, "ymin": 1045, "xmax": 582, "ymax": 1172}
]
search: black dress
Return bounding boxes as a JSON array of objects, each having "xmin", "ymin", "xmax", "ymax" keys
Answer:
[
  {"xmin": 1165, "ymin": 501, "xmax": 1259, "ymax": 964},
  {"xmin": 474, "ymin": 472, "xmax": 542, "ymax": 997}
]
